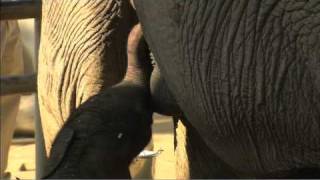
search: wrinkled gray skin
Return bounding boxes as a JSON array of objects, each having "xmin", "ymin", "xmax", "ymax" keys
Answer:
[{"xmin": 134, "ymin": 0, "xmax": 320, "ymax": 178}]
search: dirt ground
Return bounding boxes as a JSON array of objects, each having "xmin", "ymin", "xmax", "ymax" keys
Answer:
[{"xmin": 6, "ymin": 96, "xmax": 176, "ymax": 179}]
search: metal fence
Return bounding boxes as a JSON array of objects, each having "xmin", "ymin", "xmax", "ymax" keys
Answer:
[
  {"xmin": 0, "ymin": 0, "xmax": 40, "ymax": 94},
  {"xmin": 0, "ymin": 0, "xmax": 44, "ymax": 179}
]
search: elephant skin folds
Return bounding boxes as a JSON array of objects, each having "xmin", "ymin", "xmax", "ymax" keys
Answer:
[
  {"xmin": 38, "ymin": 0, "xmax": 137, "ymax": 155},
  {"xmin": 135, "ymin": 0, "xmax": 320, "ymax": 178}
]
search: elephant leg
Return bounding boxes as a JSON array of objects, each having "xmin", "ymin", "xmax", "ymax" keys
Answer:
[
  {"xmin": 38, "ymin": 0, "xmax": 137, "ymax": 155},
  {"xmin": 174, "ymin": 117, "xmax": 238, "ymax": 179}
]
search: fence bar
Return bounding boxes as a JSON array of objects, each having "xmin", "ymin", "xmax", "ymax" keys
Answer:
[
  {"xmin": 0, "ymin": 0, "xmax": 41, "ymax": 20},
  {"xmin": 34, "ymin": 7, "xmax": 46, "ymax": 179},
  {"xmin": 0, "ymin": 73, "xmax": 37, "ymax": 96}
]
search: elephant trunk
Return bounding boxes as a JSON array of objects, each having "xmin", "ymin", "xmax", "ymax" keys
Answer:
[{"xmin": 124, "ymin": 24, "xmax": 152, "ymax": 88}]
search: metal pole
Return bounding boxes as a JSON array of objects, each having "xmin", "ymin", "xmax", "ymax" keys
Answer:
[
  {"xmin": 33, "ymin": 3, "xmax": 46, "ymax": 178},
  {"xmin": 0, "ymin": 74, "xmax": 37, "ymax": 96},
  {"xmin": 0, "ymin": 0, "xmax": 40, "ymax": 20}
]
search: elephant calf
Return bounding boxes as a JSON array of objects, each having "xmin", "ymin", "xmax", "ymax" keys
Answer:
[{"xmin": 43, "ymin": 24, "xmax": 153, "ymax": 179}]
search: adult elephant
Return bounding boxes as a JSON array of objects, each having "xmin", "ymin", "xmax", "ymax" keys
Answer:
[{"xmin": 133, "ymin": 0, "xmax": 320, "ymax": 178}]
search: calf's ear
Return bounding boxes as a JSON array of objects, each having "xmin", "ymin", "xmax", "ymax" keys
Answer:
[{"xmin": 42, "ymin": 127, "xmax": 74, "ymax": 179}]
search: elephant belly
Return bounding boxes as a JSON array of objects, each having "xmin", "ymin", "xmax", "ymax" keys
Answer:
[
  {"xmin": 135, "ymin": 0, "xmax": 320, "ymax": 177},
  {"xmin": 181, "ymin": 50, "xmax": 320, "ymax": 177},
  {"xmin": 175, "ymin": 1, "xmax": 320, "ymax": 176}
]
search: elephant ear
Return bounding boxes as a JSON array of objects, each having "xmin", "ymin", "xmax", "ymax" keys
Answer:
[{"xmin": 42, "ymin": 127, "xmax": 74, "ymax": 179}]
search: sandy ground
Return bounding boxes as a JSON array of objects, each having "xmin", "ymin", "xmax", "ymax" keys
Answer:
[
  {"xmin": 6, "ymin": 140, "xmax": 35, "ymax": 179},
  {"xmin": 6, "ymin": 96, "xmax": 176, "ymax": 179}
]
